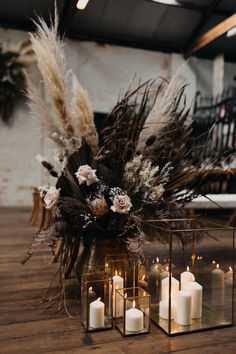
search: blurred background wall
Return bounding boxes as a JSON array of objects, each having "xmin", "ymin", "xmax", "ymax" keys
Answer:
[{"xmin": 1, "ymin": 27, "xmax": 236, "ymax": 206}]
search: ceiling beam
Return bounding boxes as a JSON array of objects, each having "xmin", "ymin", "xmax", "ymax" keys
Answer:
[
  {"xmin": 59, "ymin": 0, "xmax": 78, "ymax": 37},
  {"xmin": 145, "ymin": 0, "xmax": 234, "ymax": 17},
  {"xmin": 184, "ymin": 0, "xmax": 222, "ymax": 57},
  {"xmin": 184, "ymin": 13, "xmax": 236, "ymax": 57}
]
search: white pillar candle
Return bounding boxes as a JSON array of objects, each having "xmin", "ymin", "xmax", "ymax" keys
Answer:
[
  {"xmin": 88, "ymin": 286, "xmax": 96, "ymax": 301},
  {"xmin": 180, "ymin": 266, "xmax": 194, "ymax": 289},
  {"xmin": 176, "ymin": 290, "xmax": 192, "ymax": 325},
  {"xmin": 159, "ymin": 266, "xmax": 169, "ymax": 282},
  {"xmin": 151, "ymin": 257, "xmax": 162, "ymax": 272},
  {"xmin": 159, "ymin": 298, "xmax": 177, "ymax": 320},
  {"xmin": 161, "ymin": 275, "xmax": 179, "ymax": 301},
  {"xmin": 212, "ymin": 263, "xmax": 225, "ymax": 306},
  {"xmin": 212, "ymin": 263, "xmax": 225, "ymax": 288},
  {"xmin": 159, "ymin": 266, "xmax": 169, "ymax": 300},
  {"xmin": 139, "ymin": 275, "xmax": 148, "ymax": 291},
  {"xmin": 89, "ymin": 297, "xmax": 104, "ymax": 328},
  {"xmin": 184, "ymin": 279, "xmax": 202, "ymax": 319},
  {"xmin": 139, "ymin": 263, "xmax": 147, "ymax": 279},
  {"xmin": 113, "ymin": 271, "xmax": 124, "ymax": 318},
  {"xmin": 125, "ymin": 300, "xmax": 144, "ymax": 332},
  {"xmin": 148, "ymin": 264, "xmax": 159, "ymax": 293},
  {"xmin": 225, "ymin": 266, "xmax": 233, "ymax": 286},
  {"xmin": 113, "ymin": 270, "xmax": 124, "ymax": 290}
]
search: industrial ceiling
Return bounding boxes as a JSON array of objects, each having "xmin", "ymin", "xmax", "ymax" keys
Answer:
[{"xmin": 0, "ymin": 0, "xmax": 236, "ymax": 62}]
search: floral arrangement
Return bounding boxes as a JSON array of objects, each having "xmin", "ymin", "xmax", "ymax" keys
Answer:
[{"xmin": 23, "ymin": 11, "xmax": 207, "ymax": 300}]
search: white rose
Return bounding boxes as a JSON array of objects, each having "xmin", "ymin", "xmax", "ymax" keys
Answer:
[
  {"xmin": 44, "ymin": 187, "xmax": 60, "ymax": 209},
  {"xmin": 111, "ymin": 195, "xmax": 132, "ymax": 214},
  {"xmin": 75, "ymin": 165, "xmax": 98, "ymax": 186}
]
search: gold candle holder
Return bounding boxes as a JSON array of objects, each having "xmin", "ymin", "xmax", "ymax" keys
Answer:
[
  {"xmin": 143, "ymin": 218, "xmax": 235, "ymax": 336},
  {"xmin": 115, "ymin": 287, "xmax": 150, "ymax": 336},
  {"xmin": 81, "ymin": 272, "xmax": 113, "ymax": 332}
]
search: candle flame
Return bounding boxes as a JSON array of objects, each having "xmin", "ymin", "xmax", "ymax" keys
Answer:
[
  {"xmin": 216, "ymin": 264, "xmax": 219, "ymax": 269},
  {"xmin": 166, "ymin": 266, "xmax": 169, "ymax": 271},
  {"xmin": 229, "ymin": 266, "xmax": 233, "ymax": 271},
  {"xmin": 125, "ymin": 293, "xmax": 127, "ymax": 298},
  {"xmin": 96, "ymin": 297, "xmax": 101, "ymax": 302},
  {"xmin": 156, "ymin": 257, "xmax": 159, "ymax": 263},
  {"xmin": 115, "ymin": 270, "xmax": 118, "ymax": 275},
  {"xmin": 187, "ymin": 266, "xmax": 189, "ymax": 271},
  {"xmin": 142, "ymin": 275, "xmax": 145, "ymax": 281},
  {"xmin": 132, "ymin": 300, "xmax": 135, "ymax": 309},
  {"xmin": 89, "ymin": 286, "xmax": 93, "ymax": 291},
  {"xmin": 105, "ymin": 262, "xmax": 108, "ymax": 267},
  {"xmin": 212, "ymin": 260, "xmax": 216, "ymax": 264}
]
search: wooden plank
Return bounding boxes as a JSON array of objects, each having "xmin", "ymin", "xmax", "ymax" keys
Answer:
[
  {"xmin": 185, "ymin": 13, "xmax": 236, "ymax": 56},
  {"xmin": 184, "ymin": 0, "xmax": 222, "ymax": 57},
  {"xmin": 1, "ymin": 327, "xmax": 236, "ymax": 354},
  {"xmin": 1, "ymin": 208, "xmax": 236, "ymax": 354}
]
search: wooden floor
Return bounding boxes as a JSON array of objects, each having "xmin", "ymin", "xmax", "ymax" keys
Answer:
[{"xmin": 1, "ymin": 208, "xmax": 236, "ymax": 354}]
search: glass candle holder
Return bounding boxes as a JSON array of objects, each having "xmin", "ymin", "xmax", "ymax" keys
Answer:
[
  {"xmin": 115, "ymin": 287, "xmax": 150, "ymax": 336},
  {"xmin": 142, "ymin": 218, "xmax": 235, "ymax": 336},
  {"xmin": 81, "ymin": 272, "xmax": 113, "ymax": 332},
  {"xmin": 105, "ymin": 253, "xmax": 138, "ymax": 288},
  {"xmin": 105, "ymin": 253, "xmax": 138, "ymax": 318}
]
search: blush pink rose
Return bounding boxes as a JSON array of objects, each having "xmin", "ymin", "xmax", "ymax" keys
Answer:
[
  {"xmin": 111, "ymin": 195, "xmax": 132, "ymax": 214},
  {"xmin": 75, "ymin": 165, "xmax": 98, "ymax": 186}
]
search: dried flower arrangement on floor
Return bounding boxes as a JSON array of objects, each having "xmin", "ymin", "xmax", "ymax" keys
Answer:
[{"xmin": 23, "ymin": 10, "xmax": 208, "ymax": 309}]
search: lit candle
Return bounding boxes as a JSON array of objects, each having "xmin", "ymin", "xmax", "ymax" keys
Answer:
[
  {"xmin": 89, "ymin": 297, "xmax": 104, "ymax": 328},
  {"xmin": 139, "ymin": 275, "xmax": 148, "ymax": 291},
  {"xmin": 159, "ymin": 266, "xmax": 169, "ymax": 300},
  {"xmin": 113, "ymin": 270, "xmax": 124, "ymax": 290},
  {"xmin": 161, "ymin": 274, "xmax": 179, "ymax": 301},
  {"xmin": 180, "ymin": 266, "xmax": 194, "ymax": 289},
  {"xmin": 212, "ymin": 264, "xmax": 225, "ymax": 306},
  {"xmin": 125, "ymin": 300, "xmax": 144, "ymax": 332},
  {"xmin": 88, "ymin": 286, "xmax": 96, "ymax": 301},
  {"xmin": 138, "ymin": 263, "xmax": 147, "ymax": 279},
  {"xmin": 113, "ymin": 270, "xmax": 124, "ymax": 318},
  {"xmin": 152, "ymin": 257, "xmax": 162, "ymax": 270},
  {"xmin": 176, "ymin": 290, "xmax": 192, "ymax": 325},
  {"xmin": 212, "ymin": 264, "xmax": 225, "ymax": 288},
  {"xmin": 184, "ymin": 277, "xmax": 202, "ymax": 319},
  {"xmin": 148, "ymin": 260, "xmax": 160, "ymax": 293},
  {"xmin": 225, "ymin": 266, "xmax": 233, "ymax": 286},
  {"xmin": 159, "ymin": 298, "xmax": 177, "ymax": 320},
  {"xmin": 159, "ymin": 266, "xmax": 169, "ymax": 282}
]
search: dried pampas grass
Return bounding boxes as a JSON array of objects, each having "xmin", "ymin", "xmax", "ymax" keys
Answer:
[
  {"xmin": 25, "ymin": 71, "xmax": 66, "ymax": 150},
  {"xmin": 71, "ymin": 75, "xmax": 98, "ymax": 154},
  {"xmin": 30, "ymin": 9, "xmax": 74, "ymax": 141},
  {"xmin": 137, "ymin": 67, "xmax": 187, "ymax": 153},
  {"xmin": 26, "ymin": 7, "xmax": 98, "ymax": 162}
]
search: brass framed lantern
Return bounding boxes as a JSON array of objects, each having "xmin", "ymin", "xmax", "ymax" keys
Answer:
[{"xmin": 140, "ymin": 219, "xmax": 235, "ymax": 336}]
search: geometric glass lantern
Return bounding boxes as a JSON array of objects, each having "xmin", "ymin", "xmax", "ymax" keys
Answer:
[
  {"xmin": 81, "ymin": 272, "xmax": 113, "ymax": 332},
  {"xmin": 115, "ymin": 286, "xmax": 150, "ymax": 336},
  {"xmin": 142, "ymin": 218, "xmax": 234, "ymax": 335},
  {"xmin": 105, "ymin": 253, "xmax": 138, "ymax": 318}
]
